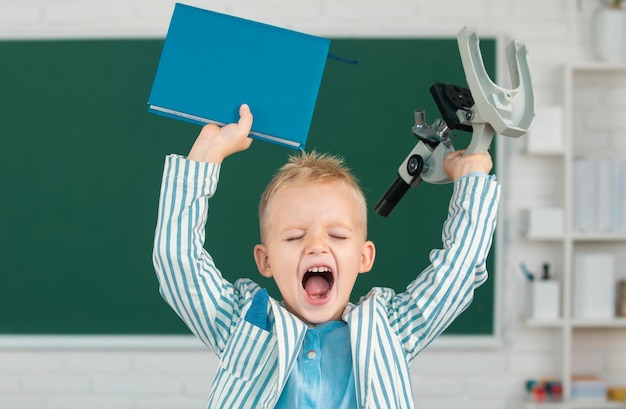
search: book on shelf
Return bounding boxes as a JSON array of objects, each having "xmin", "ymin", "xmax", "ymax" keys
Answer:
[
  {"xmin": 574, "ymin": 253, "xmax": 615, "ymax": 319},
  {"xmin": 573, "ymin": 157, "xmax": 626, "ymax": 233},
  {"xmin": 573, "ymin": 158, "xmax": 596, "ymax": 232},
  {"xmin": 147, "ymin": 3, "xmax": 331, "ymax": 149}
]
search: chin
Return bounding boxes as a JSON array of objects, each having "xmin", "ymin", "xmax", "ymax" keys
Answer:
[{"xmin": 300, "ymin": 306, "xmax": 344, "ymax": 325}]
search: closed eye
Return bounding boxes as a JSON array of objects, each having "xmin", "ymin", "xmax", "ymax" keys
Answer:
[{"xmin": 329, "ymin": 229, "xmax": 351, "ymax": 240}]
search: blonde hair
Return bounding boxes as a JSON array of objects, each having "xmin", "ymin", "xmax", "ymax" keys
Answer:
[{"xmin": 259, "ymin": 151, "xmax": 367, "ymax": 240}]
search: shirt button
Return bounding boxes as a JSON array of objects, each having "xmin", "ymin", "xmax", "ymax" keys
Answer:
[{"xmin": 306, "ymin": 350, "xmax": 317, "ymax": 359}]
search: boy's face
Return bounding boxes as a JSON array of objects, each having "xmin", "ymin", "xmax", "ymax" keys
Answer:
[{"xmin": 254, "ymin": 181, "xmax": 375, "ymax": 325}]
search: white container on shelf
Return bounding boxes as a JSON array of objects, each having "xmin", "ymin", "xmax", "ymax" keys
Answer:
[
  {"xmin": 592, "ymin": 6, "xmax": 626, "ymax": 62},
  {"xmin": 525, "ymin": 208, "xmax": 564, "ymax": 238},
  {"xmin": 527, "ymin": 280, "xmax": 560, "ymax": 320}
]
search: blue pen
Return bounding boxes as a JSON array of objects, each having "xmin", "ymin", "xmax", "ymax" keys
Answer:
[{"xmin": 519, "ymin": 262, "xmax": 535, "ymax": 281}]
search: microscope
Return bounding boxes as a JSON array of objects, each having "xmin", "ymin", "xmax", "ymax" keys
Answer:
[{"xmin": 375, "ymin": 27, "xmax": 535, "ymax": 217}]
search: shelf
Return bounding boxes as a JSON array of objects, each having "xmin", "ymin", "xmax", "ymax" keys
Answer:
[
  {"xmin": 567, "ymin": 401, "xmax": 625, "ymax": 408},
  {"xmin": 572, "ymin": 232, "xmax": 626, "ymax": 242},
  {"xmin": 526, "ymin": 232, "xmax": 626, "ymax": 242},
  {"xmin": 571, "ymin": 318, "xmax": 626, "ymax": 328},
  {"xmin": 521, "ymin": 63, "xmax": 626, "ymax": 408},
  {"xmin": 524, "ymin": 402, "xmax": 564, "ymax": 408},
  {"xmin": 526, "ymin": 234, "xmax": 564, "ymax": 242},
  {"xmin": 568, "ymin": 61, "xmax": 626, "ymax": 72},
  {"xmin": 526, "ymin": 318, "xmax": 626, "ymax": 329},
  {"xmin": 526, "ymin": 318, "xmax": 564, "ymax": 328},
  {"xmin": 525, "ymin": 148, "xmax": 565, "ymax": 156},
  {"xmin": 524, "ymin": 400, "xmax": 626, "ymax": 409}
]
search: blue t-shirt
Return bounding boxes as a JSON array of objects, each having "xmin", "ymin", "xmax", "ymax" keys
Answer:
[{"xmin": 275, "ymin": 320, "xmax": 356, "ymax": 409}]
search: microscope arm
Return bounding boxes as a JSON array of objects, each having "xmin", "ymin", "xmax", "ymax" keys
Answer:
[
  {"xmin": 421, "ymin": 27, "xmax": 535, "ymax": 184},
  {"xmin": 458, "ymin": 27, "xmax": 534, "ymax": 141},
  {"xmin": 375, "ymin": 27, "xmax": 534, "ymax": 216}
]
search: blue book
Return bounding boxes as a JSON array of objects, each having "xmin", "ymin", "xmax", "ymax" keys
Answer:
[{"xmin": 148, "ymin": 3, "xmax": 330, "ymax": 149}]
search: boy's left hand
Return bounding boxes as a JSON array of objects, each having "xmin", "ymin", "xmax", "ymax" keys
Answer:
[{"xmin": 443, "ymin": 150, "xmax": 493, "ymax": 181}]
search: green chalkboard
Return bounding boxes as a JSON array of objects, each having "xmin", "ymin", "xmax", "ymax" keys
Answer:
[{"xmin": 0, "ymin": 37, "xmax": 496, "ymax": 335}]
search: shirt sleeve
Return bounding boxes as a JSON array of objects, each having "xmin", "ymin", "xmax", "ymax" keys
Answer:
[
  {"xmin": 386, "ymin": 175, "xmax": 501, "ymax": 362},
  {"xmin": 152, "ymin": 154, "xmax": 256, "ymax": 355},
  {"xmin": 459, "ymin": 171, "xmax": 495, "ymax": 180}
]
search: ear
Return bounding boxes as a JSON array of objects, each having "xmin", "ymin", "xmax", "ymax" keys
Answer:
[
  {"xmin": 254, "ymin": 244, "xmax": 273, "ymax": 278},
  {"xmin": 358, "ymin": 240, "xmax": 376, "ymax": 274}
]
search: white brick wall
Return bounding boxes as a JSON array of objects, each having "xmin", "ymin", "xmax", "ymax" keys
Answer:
[{"xmin": 2, "ymin": 1, "xmax": 626, "ymax": 408}]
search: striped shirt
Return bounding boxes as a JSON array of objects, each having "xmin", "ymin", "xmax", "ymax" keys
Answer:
[{"xmin": 152, "ymin": 155, "xmax": 501, "ymax": 409}]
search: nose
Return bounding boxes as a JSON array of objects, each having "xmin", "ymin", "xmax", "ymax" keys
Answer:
[{"xmin": 305, "ymin": 231, "xmax": 329, "ymax": 255}]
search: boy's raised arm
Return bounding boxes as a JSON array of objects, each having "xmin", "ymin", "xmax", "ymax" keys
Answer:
[
  {"xmin": 152, "ymin": 104, "xmax": 255, "ymax": 353},
  {"xmin": 388, "ymin": 150, "xmax": 500, "ymax": 361}
]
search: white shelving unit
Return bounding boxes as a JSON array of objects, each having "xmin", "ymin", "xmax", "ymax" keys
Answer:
[{"xmin": 523, "ymin": 62, "xmax": 626, "ymax": 409}]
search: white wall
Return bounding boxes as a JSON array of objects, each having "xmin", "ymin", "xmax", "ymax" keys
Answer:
[{"xmin": 2, "ymin": 1, "xmax": 626, "ymax": 408}]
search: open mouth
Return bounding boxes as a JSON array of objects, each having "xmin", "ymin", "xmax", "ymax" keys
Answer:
[{"xmin": 302, "ymin": 266, "xmax": 334, "ymax": 300}]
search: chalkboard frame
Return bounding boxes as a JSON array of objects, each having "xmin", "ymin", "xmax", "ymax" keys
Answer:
[{"xmin": 0, "ymin": 36, "xmax": 503, "ymax": 347}]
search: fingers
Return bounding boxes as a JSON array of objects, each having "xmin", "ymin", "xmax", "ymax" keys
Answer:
[
  {"xmin": 199, "ymin": 123, "xmax": 221, "ymax": 137},
  {"xmin": 236, "ymin": 103, "xmax": 254, "ymax": 150},
  {"xmin": 238, "ymin": 103, "xmax": 253, "ymax": 133},
  {"xmin": 446, "ymin": 150, "xmax": 464, "ymax": 160},
  {"xmin": 443, "ymin": 149, "xmax": 493, "ymax": 180},
  {"xmin": 447, "ymin": 150, "xmax": 491, "ymax": 164}
]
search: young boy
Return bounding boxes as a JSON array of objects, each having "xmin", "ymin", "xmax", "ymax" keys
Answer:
[{"xmin": 153, "ymin": 104, "xmax": 500, "ymax": 409}]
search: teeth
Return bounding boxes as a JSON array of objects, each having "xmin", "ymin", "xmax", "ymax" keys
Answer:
[{"xmin": 308, "ymin": 266, "xmax": 330, "ymax": 273}]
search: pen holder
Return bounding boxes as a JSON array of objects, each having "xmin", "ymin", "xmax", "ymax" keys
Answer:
[{"xmin": 527, "ymin": 281, "xmax": 560, "ymax": 320}]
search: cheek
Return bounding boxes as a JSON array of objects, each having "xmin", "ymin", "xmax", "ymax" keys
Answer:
[
  {"xmin": 336, "ymin": 251, "xmax": 363, "ymax": 276},
  {"xmin": 267, "ymin": 249, "xmax": 299, "ymax": 281},
  {"xmin": 346, "ymin": 245, "xmax": 372, "ymax": 273},
  {"xmin": 273, "ymin": 272, "xmax": 301, "ymax": 302},
  {"xmin": 268, "ymin": 244, "xmax": 296, "ymax": 264}
]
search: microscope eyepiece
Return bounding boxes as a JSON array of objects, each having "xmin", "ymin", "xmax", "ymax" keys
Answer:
[
  {"xmin": 374, "ymin": 176, "xmax": 411, "ymax": 217},
  {"xmin": 375, "ymin": 154, "xmax": 424, "ymax": 217}
]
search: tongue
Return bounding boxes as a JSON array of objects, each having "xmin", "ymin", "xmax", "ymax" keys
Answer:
[{"xmin": 304, "ymin": 275, "xmax": 331, "ymax": 297}]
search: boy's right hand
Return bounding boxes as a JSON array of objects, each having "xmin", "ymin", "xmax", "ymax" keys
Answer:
[
  {"xmin": 187, "ymin": 104, "xmax": 254, "ymax": 164},
  {"xmin": 443, "ymin": 149, "xmax": 493, "ymax": 181}
]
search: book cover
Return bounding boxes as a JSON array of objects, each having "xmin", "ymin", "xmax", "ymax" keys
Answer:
[
  {"xmin": 612, "ymin": 158, "xmax": 625, "ymax": 231},
  {"xmin": 572, "ymin": 158, "xmax": 596, "ymax": 232},
  {"xmin": 148, "ymin": 3, "xmax": 331, "ymax": 149},
  {"xmin": 574, "ymin": 253, "xmax": 615, "ymax": 319},
  {"xmin": 595, "ymin": 158, "xmax": 613, "ymax": 231}
]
